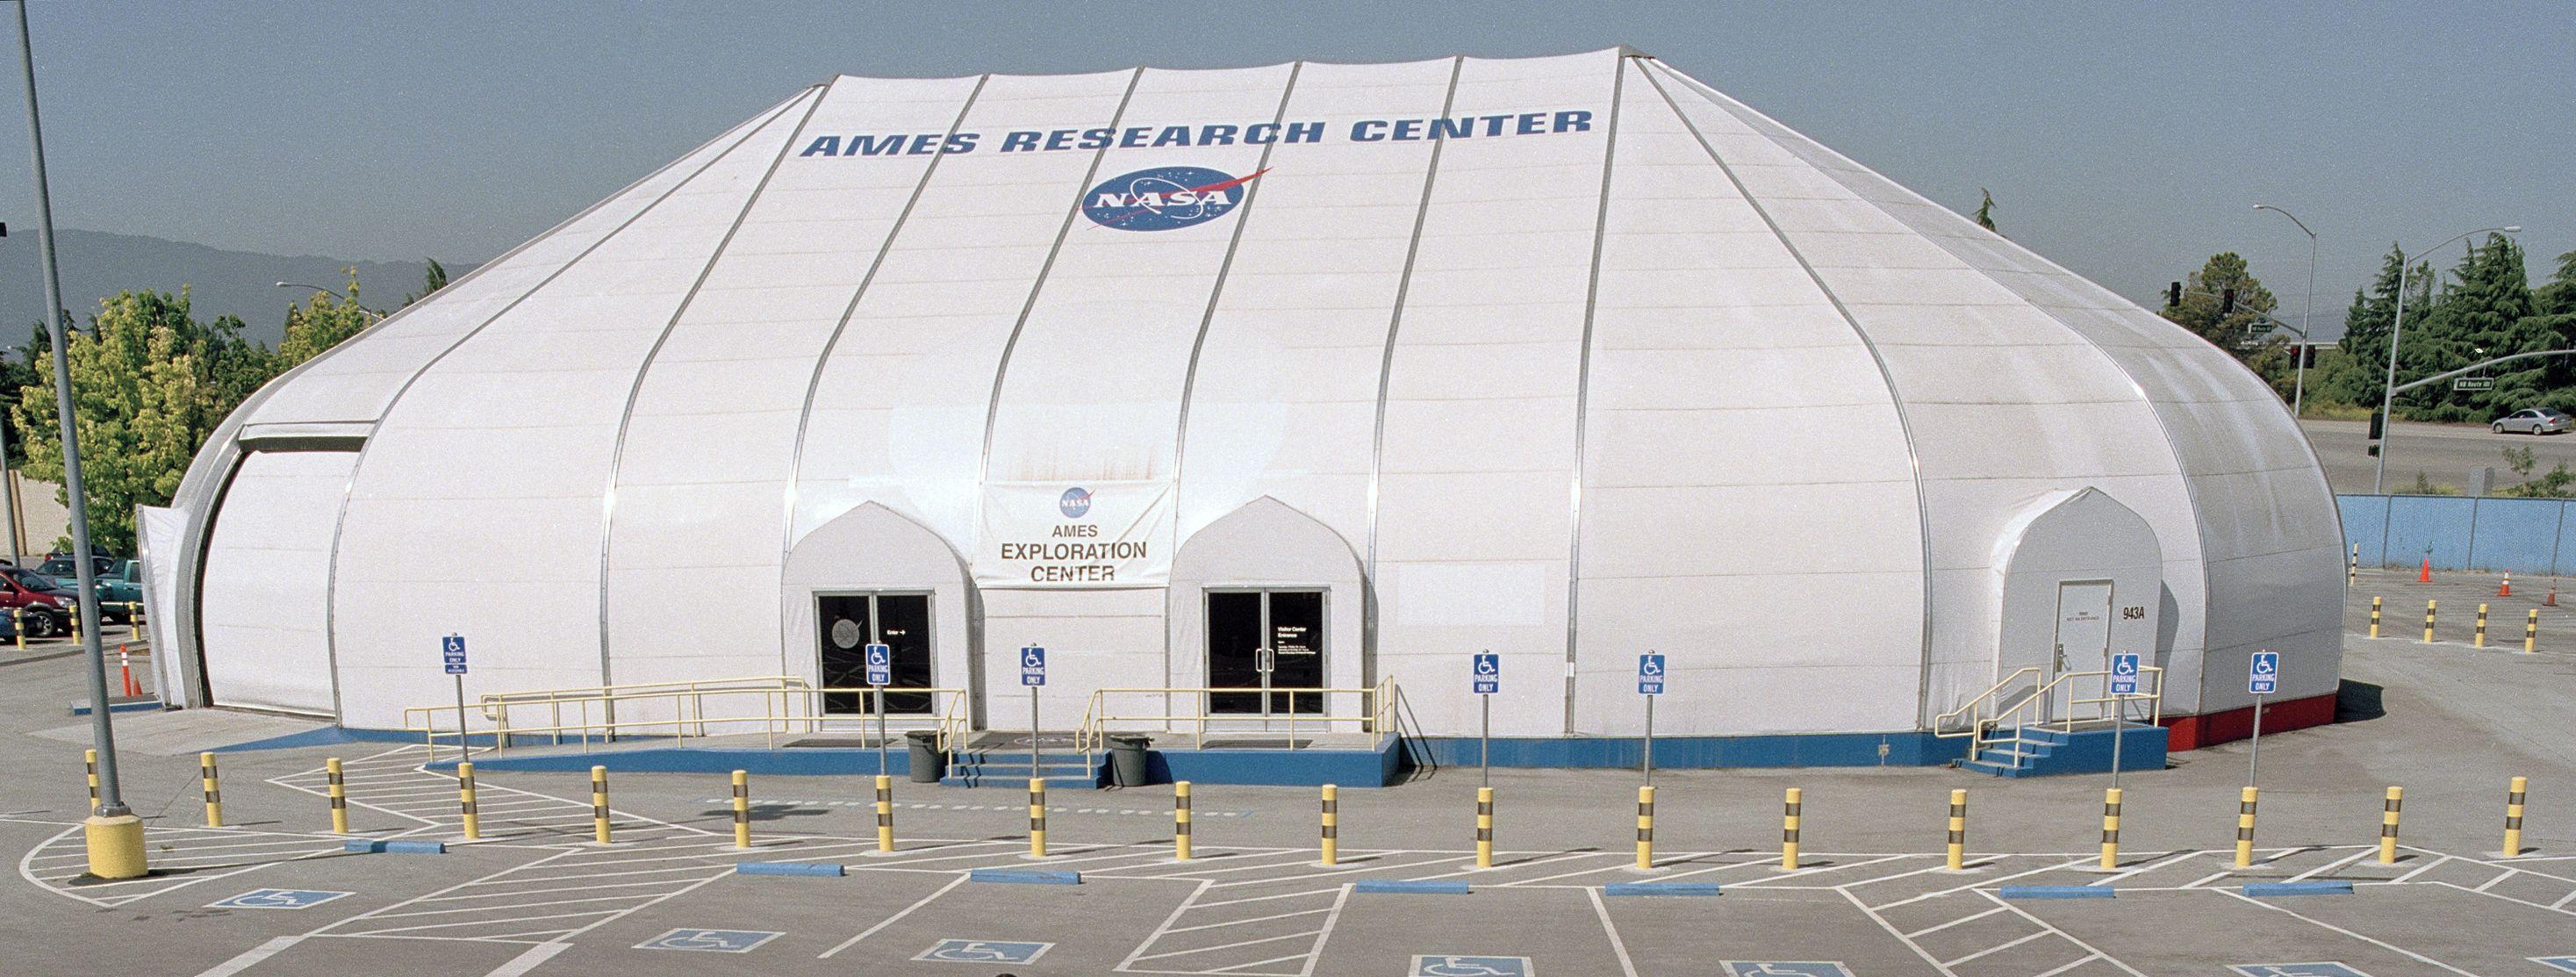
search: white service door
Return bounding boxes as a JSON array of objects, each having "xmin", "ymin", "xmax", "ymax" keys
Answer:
[{"xmin": 2051, "ymin": 581, "xmax": 2113, "ymax": 721}]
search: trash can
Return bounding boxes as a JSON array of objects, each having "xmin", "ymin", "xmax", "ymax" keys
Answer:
[
  {"xmin": 1106, "ymin": 734, "xmax": 1153, "ymax": 787},
  {"xmin": 904, "ymin": 730, "xmax": 946, "ymax": 784}
]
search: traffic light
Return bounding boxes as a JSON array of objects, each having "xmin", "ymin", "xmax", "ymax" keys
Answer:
[
  {"xmin": 2166, "ymin": 282, "xmax": 2181, "ymax": 309},
  {"xmin": 2220, "ymin": 288, "xmax": 2236, "ymax": 315},
  {"xmin": 2368, "ymin": 411, "xmax": 2384, "ymax": 441}
]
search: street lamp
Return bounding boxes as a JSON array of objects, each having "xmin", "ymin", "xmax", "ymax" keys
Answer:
[
  {"xmin": 276, "ymin": 281, "xmax": 386, "ymax": 322},
  {"xmin": 2252, "ymin": 205, "xmax": 2317, "ymax": 419},
  {"xmin": 2373, "ymin": 225, "xmax": 2520, "ymax": 493}
]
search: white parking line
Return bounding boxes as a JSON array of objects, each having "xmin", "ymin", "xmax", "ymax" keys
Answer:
[
  {"xmin": 479, "ymin": 943, "xmax": 569, "ymax": 977},
  {"xmin": 1585, "ymin": 887, "xmax": 1641, "ymax": 977},
  {"xmin": 1905, "ymin": 905, "xmax": 2006, "ymax": 938},
  {"xmin": 817, "ymin": 872, "xmax": 970, "ymax": 959},
  {"xmin": 2216, "ymin": 887, "xmax": 2479, "ymax": 975},
  {"xmin": 1975, "ymin": 888, "xmax": 2148, "ymax": 976},
  {"xmin": 190, "ymin": 935, "xmax": 305, "ymax": 977}
]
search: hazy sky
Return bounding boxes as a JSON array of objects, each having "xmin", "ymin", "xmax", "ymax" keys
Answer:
[{"xmin": 0, "ymin": 0, "xmax": 2565, "ymax": 325}]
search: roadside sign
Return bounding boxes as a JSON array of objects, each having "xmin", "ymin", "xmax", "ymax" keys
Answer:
[
  {"xmin": 2228, "ymin": 965, "xmax": 2371, "ymax": 977},
  {"xmin": 1720, "ymin": 965, "xmax": 1855, "ymax": 977},
  {"xmin": 1020, "ymin": 645, "xmax": 1046, "ymax": 686},
  {"xmin": 441, "ymin": 634, "xmax": 467, "ymax": 675},
  {"xmin": 2454, "ymin": 377, "xmax": 2494, "ymax": 392},
  {"xmin": 2249, "ymin": 650, "xmax": 2279, "ymax": 695},
  {"xmin": 1637, "ymin": 653, "xmax": 1665, "ymax": 695},
  {"xmin": 635, "ymin": 929, "xmax": 782, "ymax": 953},
  {"xmin": 1472, "ymin": 653, "xmax": 1499, "ymax": 695},
  {"xmin": 1412, "ymin": 956, "xmax": 1534, "ymax": 977},
  {"xmin": 2109, "ymin": 652, "xmax": 2140, "ymax": 695},
  {"xmin": 206, "ymin": 888, "xmax": 353, "ymax": 910},
  {"xmin": 865, "ymin": 643, "xmax": 891, "ymax": 686},
  {"xmin": 915, "ymin": 939, "xmax": 1051, "ymax": 964}
]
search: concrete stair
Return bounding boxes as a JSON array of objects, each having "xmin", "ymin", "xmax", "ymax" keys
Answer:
[
  {"xmin": 939, "ymin": 746, "xmax": 1104, "ymax": 789},
  {"xmin": 1959, "ymin": 722, "xmax": 2167, "ymax": 778}
]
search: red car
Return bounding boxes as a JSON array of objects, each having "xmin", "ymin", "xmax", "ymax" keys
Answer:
[{"xmin": 0, "ymin": 566, "xmax": 72, "ymax": 637}]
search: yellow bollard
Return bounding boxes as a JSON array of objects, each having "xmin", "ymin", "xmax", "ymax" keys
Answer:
[
  {"xmin": 2379, "ymin": 786, "xmax": 2401, "ymax": 865},
  {"xmin": 2504, "ymin": 777, "xmax": 2527, "ymax": 857},
  {"xmin": 1634, "ymin": 785, "xmax": 1654, "ymax": 870},
  {"xmin": 68, "ymin": 600, "xmax": 79, "ymax": 643},
  {"xmin": 590, "ymin": 765, "xmax": 612, "ymax": 844},
  {"xmin": 458, "ymin": 762, "xmax": 481, "ymax": 841},
  {"xmin": 1173, "ymin": 780, "xmax": 1193, "ymax": 860},
  {"xmin": 200, "ymin": 752, "xmax": 224, "ymax": 828},
  {"xmin": 2369, "ymin": 596, "xmax": 2382, "ymax": 638},
  {"xmin": 326, "ymin": 757, "xmax": 349, "ymax": 834},
  {"xmin": 2527, "ymin": 609, "xmax": 2540, "ymax": 653},
  {"xmin": 13, "ymin": 607, "xmax": 24, "ymax": 650},
  {"xmin": 2476, "ymin": 603, "xmax": 2489, "ymax": 647},
  {"xmin": 1028, "ymin": 778, "xmax": 1048, "ymax": 858},
  {"xmin": 84, "ymin": 810, "xmax": 147, "ymax": 880},
  {"xmin": 1475, "ymin": 787, "xmax": 1495, "ymax": 868},
  {"xmin": 2099, "ymin": 787, "xmax": 2122, "ymax": 870},
  {"xmin": 2235, "ymin": 786, "xmax": 2259, "ymax": 867},
  {"xmin": 1781, "ymin": 787, "xmax": 1803, "ymax": 871},
  {"xmin": 2424, "ymin": 599, "xmax": 2437, "ymax": 643},
  {"xmin": 83, "ymin": 748, "xmax": 98, "ymax": 813},
  {"xmin": 874, "ymin": 774, "xmax": 894, "ymax": 853},
  {"xmin": 1945, "ymin": 789, "xmax": 1967, "ymax": 870},
  {"xmin": 729, "ymin": 770, "xmax": 750, "ymax": 848},
  {"xmin": 1321, "ymin": 784, "xmax": 1340, "ymax": 866}
]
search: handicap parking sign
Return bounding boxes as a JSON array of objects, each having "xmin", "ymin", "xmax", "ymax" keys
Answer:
[
  {"xmin": 634, "ymin": 929, "xmax": 782, "ymax": 953},
  {"xmin": 1637, "ymin": 652, "xmax": 1665, "ymax": 695},
  {"xmin": 1722, "ymin": 964, "xmax": 1855, "ymax": 977},
  {"xmin": 441, "ymin": 634, "xmax": 467, "ymax": 675},
  {"xmin": 1411, "ymin": 955, "xmax": 1533, "ymax": 977},
  {"xmin": 1020, "ymin": 645, "xmax": 1046, "ymax": 686},
  {"xmin": 2249, "ymin": 650, "xmax": 2279, "ymax": 695},
  {"xmin": 2228, "ymin": 965, "xmax": 2372, "ymax": 977},
  {"xmin": 206, "ymin": 888, "xmax": 353, "ymax": 910},
  {"xmin": 2109, "ymin": 652, "xmax": 2139, "ymax": 695},
  {"xmin": 1473, "ymin": 653, "xmax": 1499, "ymax": 695},
  {"xmin": 865, "ymin": 643, "xmax": 891, "ymax": 686},
  {"xmin": 915, "ymin": 939, "xmax": 1051, "ymax": 964}
]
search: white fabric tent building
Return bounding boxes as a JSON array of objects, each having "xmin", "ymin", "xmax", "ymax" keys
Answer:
[{"xmin": 155, "ymin": 48, "xmax": 2344, "ymax": 759}]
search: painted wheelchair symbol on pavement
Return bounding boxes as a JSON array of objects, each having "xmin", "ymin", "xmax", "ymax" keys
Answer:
[
  {"xmin": 634, "ymin": 928, "xmax": 781, "ymax": 953},
  {"xmin": 1411, "ymin": 956, "xmax": 1533, "ymax": 977},
  {"xmin": 1722, "ymin": 964, "xmax": 1855, "ymax": 977},
  {"xmin": 205, "ymin": 888, "xmax": 354, "ymax": 910},
  {"xmin": 915, "ymin": 939, "xmax": 1052, "ymax": 964},
  {"xmin": 2229, "ymin": 964, "xmax": 2372, "ymax": 977},
  {"xmin": 2534, "ymin": 957, "xmax": 2576, "ymax": 973}
]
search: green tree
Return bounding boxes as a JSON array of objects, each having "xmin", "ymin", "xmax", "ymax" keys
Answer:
[
  {"xmin": 2411, "ymin": 234, "xmax": 2541, "ymax": 421},
  {"xmin": 276, "ymin": 270, "xmax": 374, "ymax": 370},
  {"xmin": 2535, "ymin": 248, "xmax": 2576, "ymax": 319},
  {"xmin": 1972, "ymin": 189, "xmax": 1998, "ymax": 233},
  {"xmin": 2330, "ymin": 244, "xmax": 2435, "ymax": 407},
  {"xmin": 402, "ymin": 258, "xmax": 449, "ymax": 307},
  {"xmin": 2160, "ymin": 251, "xmax": 2278, "ymax": 349}
]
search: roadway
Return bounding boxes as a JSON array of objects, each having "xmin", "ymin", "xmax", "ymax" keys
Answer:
[{"xmin": 2301, "ymin": 418, "xmax": 2576, "ymax": 495}]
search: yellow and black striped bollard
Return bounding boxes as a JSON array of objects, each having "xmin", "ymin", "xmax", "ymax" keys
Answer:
[
  {"xmin": 458, "ymin": 762, "xmax": 481, "ymax": 841},
  {"xmin": 200, "ymin": 752, "xmax": 223, "ymax": 828},
  {"xmin": 1028, "ymin": 778, "xmax": 1048, "ymax": 858},
  {"xmin": 1781, "ymin": 787, "xmax": 1802, "ymax": 871},
  {"xmin": 590, "ymin": 765, "xmax": 612, "ymax": 844},
  {"xmin": 68, "ymin": 600, "xmax": 78, "ymax": 643},
  {"xmin": 2476, "ymin": 603, "xmax": 2490, "ymax": 647},
  {"xmin": 2235, "ymin": 787, "xmax": 2259, "ymax": 867},
  {"xmin": 2504, "ymin": 777, "xmax": 2527, "ymax": 857},
  {"xmin": 2369, "ymin": 596, "xmax": 2382, "ymax": 637},
  {"xmin": 83, "ymin": 748, "xmax": 98, "ymax": 813},
  {"xmin": 1633, "ymin": 786, "xmax": 1654, "ymax": 870},
  {"xmin": 1944, "ymin": 789, "xmax": 1968, "ymax": 870},
  {"xmin": 874, "ymin": 774, "xmax": 895, "ymax": 853},
  {"xmin": 1173, "ymin": 780, "xmax": 1193, "ymax": 860},
  {"xmin": 2424, "ymin": 600, "xmax": 2437, "ymax": 643},
  {"xmin": 326, "ymin": 757, "xmax": 349, "ymax": 834},
  {"xmin": 1321, "ymin": 784, "xmax": 1339, "ymax": 866},
  {"xmin": 2378, "ymin": 786, "xmax": 2402, "ymax": 865},
  {"xmin": 729, "ymin": 770, "xmax": 750, "ymax": 848},
  {"xmin": 2098, "ymin": 787, "xmax": 2121, "ymax": 870},
  {"xmin": 2527, "ymin": 609, "xmax": 2540, "ymax": 653},
  {"xmin": 1475, "ymin": 787, "xmax": 1495, "ymax": 868},
  {"xmin": 14, "ymin": 607, "xmax": 25, "ymax": 650}
]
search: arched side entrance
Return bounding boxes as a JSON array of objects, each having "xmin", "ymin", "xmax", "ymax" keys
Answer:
[
  {"xmin": 1168, "ymin": 498, "xmax": 1366, "ymax": 732},
  {"xmin": 1993, "ymin": 488, "xmax": 2164, "ymax": 722},
  {"xmin": 783, "ymin": 503, "xmax": 979, "ymax": 727}
]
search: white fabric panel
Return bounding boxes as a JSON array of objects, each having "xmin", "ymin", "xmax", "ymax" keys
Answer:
[
  {"xmin": 606, "ymin": 75, "xmax": 980, "ymax": 697},
  {"xmin": 326, "ymin": 91, "xmax": 818, "ymax": 729},
  {"xmin": 138, "ymin": 505, "xmax": 188, "ymax": 703},
  {"xmin": 201, "ymin": 451, "xmax": 357, "ymax": 715},
  {"xmin": 1374, "ymin": 50, "xmax": 1617, "ymax": 738},
  {"xmin": 792, "ymin": 69, "xmax": 1140, "ymax": 564}
]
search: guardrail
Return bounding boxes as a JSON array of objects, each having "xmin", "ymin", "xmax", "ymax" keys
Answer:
[
  {"xmin": 402, "ymin": 676, "xmax": 968, "ymax": 755},
  {"xmin": 1073, "ymin": 677, "xmax": 1397, "ymax": 753},
  {"xmin": 1938, "ymin": 665, "xmax": 2164, "ymax": 759}
]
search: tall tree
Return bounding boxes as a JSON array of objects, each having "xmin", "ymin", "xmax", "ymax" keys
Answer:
[
  {"xmin": 1972, "ymin": 189, "xmax": 1998, "ymax": 233},
  {"xmin": 2411, "ymin": 234, "xmax": 2540, "ymax": 420},
  {"xmin": 276, "ymin": 271, "xmax": 374, "ymax": 370},
  {"xmin": 2330, "ymin": 243, "xmax": 2435, "ymax": 407},
  {"xmin": 2160, "ymin": 251, "xmax": 2278, "ymax": 349}
]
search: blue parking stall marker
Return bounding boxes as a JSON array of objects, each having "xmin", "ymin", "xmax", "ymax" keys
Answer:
[
  {"xmin": 2532, "ymin": 959, "xmax": 2576, "ymax": 974},
  {"xmin": 2228, "ymin": 965, "xmax": 2373, "ymax": 977},
  {"xmin": 967, "ymin": 867, "xmax": 1080, "ymax": 885},
  {"xmin": 914, "ymin": 939, "xmax": 1051, "ymax": 965},
  {"xmin": 1720, "ymin": 965, "xmax": 1855, "ymax": 977},
  {"xmin": 2243, "ymin": 880, "xmax": 2352, "ymax": 897},
  {"xmin": 736, "ymin": 860, "xmax": 844, "ymax": 877},
  {"xmin": 1411, "ymin": 955, "xmax": 1533, "ymax": 977},
  {"xmin": 206, "ymin": 888, "xmax": 354, "ymax": 910},
  {"xmin": 634, "ymin": 929, "xmax": 783, "ymax": 953}
]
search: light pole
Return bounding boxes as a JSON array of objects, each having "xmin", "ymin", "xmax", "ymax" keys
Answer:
[
  {"xmin": 2252, "ymin": 205, "xmax": 2317, "ymax": 419},
  {"xmin": 2372, "ymin": 226, "xmax": 2520, "ymax": 493},
  {"xmin": 276, "ymin": 281, "xmax": 386, "ymax": 322},
  {"xmin": 14, "ymin": 0, "xmax": 144, "ymax": 879}
]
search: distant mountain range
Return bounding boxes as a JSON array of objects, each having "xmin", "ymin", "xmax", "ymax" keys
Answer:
[{"xmin": 0, "ymin": 228, "xmax": 472, "ymax": 348}]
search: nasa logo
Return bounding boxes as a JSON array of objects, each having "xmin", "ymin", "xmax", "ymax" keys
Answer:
[
  {"xmin": 1059, "ymin": 487, "xmax": 1094, "ymax": 519},
  {"xmin": 1080, "ymin": 166, "xmax": 1264, "ymax": 231}
]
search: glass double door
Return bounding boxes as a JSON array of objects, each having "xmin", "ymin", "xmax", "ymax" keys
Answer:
[
  {"xmin": 815, "ymin": 593, "xmax": 933, "ymax": 715},
  {"xmin": 1206, "ymin": 589, "xmax": 1324, "ymax": 716}
]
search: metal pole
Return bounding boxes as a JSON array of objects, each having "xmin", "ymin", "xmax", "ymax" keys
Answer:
[
  {"xmin": 453, "ymin": 673, "xmax": 468, "ymax": 764},
  {"xmin": 2246, "ymin": 693, "xmax": 2265, "ymax": 787},
  {"xmin": 2109, "ymin": 693, "xmax": 2123, "ymax": 792},
  {"xmin": 2374, "ymin": 226, "xmax": 2522, "ymax": 492},
  {"xmin": 1030, "ymin": 685, "xmax": 1040, "ymax": 779},
  {"xmin": 874, "ymin": 686, "xmax": 887, "ymax": 779},
  {"xmin": 15, "ymin": 0, "xmax": 122, "ymax": 820},
  {"xmin": 1479, "ymin": 693, "xmax": 1490, "ymax": 788},
  {"xmin": 1641, "ymin": 694, "xmax": 1654, "ymax": 786},
  {"xmin": 2294, "ymin": 230, "xmax": 2315, "ymax": 418},
  {"xmin": 0, "ymin": 417, "xmax": 18, "ymax": 566}
]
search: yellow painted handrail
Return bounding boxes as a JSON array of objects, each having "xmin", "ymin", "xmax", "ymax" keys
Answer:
[
  {"xmin": 1073, "ymin": 677, "xmax": 1398, "ymax": 752},
  {"xmin": 1974, "ymin": 665, "xmax": 2166, "ymax": 757},
  {"xmin": 1934, "ymin": 666, "xmax": 2043, "ymax": 738},
  {"xmin": 405, "ymin": 679, "xmax": 965, "ymax": 755}
]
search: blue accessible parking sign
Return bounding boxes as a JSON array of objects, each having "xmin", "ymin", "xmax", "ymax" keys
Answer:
[
  {"xmin": 2109, "ymin": 652, "xmax": 2140, "ymax": 696},
  {"xmin": 1638, "ymin": 652, "xmax": 1665, "ymax": 695},
  {"xmin": 2249, "ymin": 650, "xmax": 2280, "ymax": 695},
  {"xmin": 1020, "ymin": 645, "xmax": 1046, "ymax": 686},
  {"xmin": 915, "ymin": 939, "xmax": 1051, "ymax": 964},
  {"xmin": 1472, "ymin": 653, "xmax": 1499, "ymax": 695},
  {"xmin": 634, "ymin": 929, "xmax": 782, "ymax": 953},
  {"xmin": 441, "ymin": 634, "xmax": 467, "ymax": 675},
  {"xmin": 1721, "ymin": 964, "xmax": 1855, "ymax": 977},
  {"xmin": 865, "ymin": 643, "xmax": 891, "ymax": 686},
  {"xmin": 1412, "ymin": 956, "xmax": 1533, "ymax": 977}
]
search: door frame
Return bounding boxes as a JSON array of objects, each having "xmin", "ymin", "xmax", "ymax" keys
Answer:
[
  {"xmin": 2048, "ymin": 578, "xmax": 2115, "ymax": 722},
  {"xmin": 811, "ymin": 589, "xmax": 937, "ymax": 715},
  {"xmin": 1201, "ymin": 585, "xmax": 1330, "ymax": 727}
]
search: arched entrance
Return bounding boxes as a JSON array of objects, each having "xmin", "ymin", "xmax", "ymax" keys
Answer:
[
  {"xmin": 1994, "ymin": 488, "xmax": 2164, "ymax": 721},
  {"xmin": 782, "ymin": 502, "xmax": 978, "ymax": 724},
  {"xmin": 1168, "ymin": 498, "xmax": 1365, "ymax": 730}
]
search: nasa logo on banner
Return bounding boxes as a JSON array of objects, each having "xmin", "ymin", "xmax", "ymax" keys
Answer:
[
  {"xmin": 1080, "ymin": 166, "xmax": 1263, "ymax": 232},
  {"xmin": 1058, "ymin": 487, "xmax": 1094, "ymax": 519}
]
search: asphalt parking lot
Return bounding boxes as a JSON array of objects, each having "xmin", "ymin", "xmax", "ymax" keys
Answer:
[{"xmin": 5, "ymin": 576, "xmax": 2576, "ymax": 976}]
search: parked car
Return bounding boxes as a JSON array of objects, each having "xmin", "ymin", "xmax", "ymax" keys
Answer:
[
  {"xmin": 95, "ymin": 560, "xmax": 145, "ymax": 620},
  {"xmin": 2493, "ymin": 408, "xmax": 2572, "ymax": 435},
  {"xmin": 36, "ymin": 554, "xmax": 118, "ymax": 579},
  {"xmin": 0, "ymin": 566, "xmax": 71, "ymax": 637}
]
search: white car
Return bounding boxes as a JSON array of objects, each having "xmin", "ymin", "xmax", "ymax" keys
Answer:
[{"xmin": 2493, "ymin": 408, "xmax": 2572, "ymax": 435}]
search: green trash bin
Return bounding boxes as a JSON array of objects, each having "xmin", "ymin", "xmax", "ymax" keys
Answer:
[
  {"xmin": 905, "ymin": 729, "xmax": 946, "ymax": 783},
  {"xmin": 1107, "ymin": 734, "xmax": 1152, "ymax": 787}
]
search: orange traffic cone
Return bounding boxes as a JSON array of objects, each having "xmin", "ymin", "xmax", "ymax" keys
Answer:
[
  {"xmin": 2549, "ymin": 581, "xmax": 2560, "ymax": 607},
  {"xmin": 118, "ymin": 660, "xmax": 138, "ymax": 697},
  {"xmin": 2420, "ymin": 558, "xmax": 2432, "ymax": 584},
  {"xmin": 2500, "ymin": 572, "xmax": 2513, "ymax": 597}
]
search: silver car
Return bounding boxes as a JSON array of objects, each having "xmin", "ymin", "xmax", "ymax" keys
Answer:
[{"xmin": 2493, "ymin": 407, "xmax": 2572, "ymax": 435}]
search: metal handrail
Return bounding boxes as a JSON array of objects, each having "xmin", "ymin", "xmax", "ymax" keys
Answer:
[
  {"xmin": 404, "ymin": 680, "xmax": 965, "ymax": 755},
  {"xmin": 1072, "ymin": 677, "xmax": 1398, "ymax": 752},
  {"xmin": 1974, "ymin": 665, "xmax": 2165, "ymax": 758},
  {"xmin": 1934, "ymin": 666, "xmax": 2043, "ymax": 738}
]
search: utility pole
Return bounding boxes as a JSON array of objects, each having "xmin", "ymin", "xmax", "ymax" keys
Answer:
[{"xmin": 13, "ymin": 0, "xmax": 144, "ymax": 879}]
